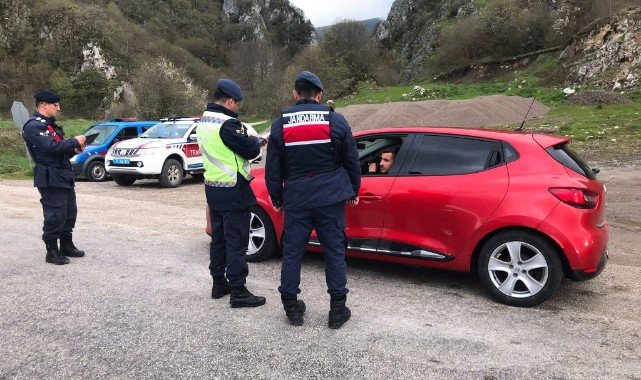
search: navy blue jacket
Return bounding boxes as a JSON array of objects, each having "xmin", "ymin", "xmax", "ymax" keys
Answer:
[
  {"xmin": 204, "ymin": 103, "xmax": 261, "ymax": 212},
  {"xmin": 266, "ymin": 99, "xmax": 361, "ymax": 211},
  {"xmin": 22, "ymin": 113, "xmax": 80, "ymax": 189}
]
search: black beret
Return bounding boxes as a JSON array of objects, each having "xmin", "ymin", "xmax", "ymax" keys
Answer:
[
  {"xmin": 216, "ymin": 78, "xmax": 244, "ymax": 101},
  {"xmin": 34, "ymin": 90, "xmax": 61, "ymax": 103},
  {"xmin": 296, "ymin": 71, "xmax": 323, "ymax": 92}
]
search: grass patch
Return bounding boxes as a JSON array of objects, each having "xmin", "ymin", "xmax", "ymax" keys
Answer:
[
  {"xmin": 0, "ymin": 119, "xmax": 95, "ymax": 179},
  {"xmin": 518, "ymin": 103, "xmax": 641, "ymax": 141}
]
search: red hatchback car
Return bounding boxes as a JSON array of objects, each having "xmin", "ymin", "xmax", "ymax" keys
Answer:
[{"xmin": 207, "ymin": 127, "xmax": 609, "ymax": 307}]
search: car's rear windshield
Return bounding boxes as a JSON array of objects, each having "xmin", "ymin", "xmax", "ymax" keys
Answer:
[
  {"xmin": 546, "ymin": 143, "xmax": 596, "ymax": 179},
  {"xmin": 140, "ymin": 123, "xmax": 190, "ymax": 139},
  {"xmin": 84, "ymin": 124, "xmax": 118, "ymax": 146}
]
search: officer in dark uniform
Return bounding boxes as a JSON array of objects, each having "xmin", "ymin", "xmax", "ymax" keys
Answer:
[
  {"xmin": 265, "ymin": 71, "xmax": 361, "ymax": 328},
  {"xmin": 197, "ymin": 79, "xmax": 267, "ymax": 308},
  {"xmin": 22, "ymin": 90, "xmax": 87, "ymax": 265}
]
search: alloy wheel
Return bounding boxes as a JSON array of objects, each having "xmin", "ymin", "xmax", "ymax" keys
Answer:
[
  {"xmin": 247, "ymin": 212, "xmax": 266, "ymax": 256},
  {"xmin": 168, "ymin": 165, "xmax": 181, "ymax": 184},
  {"xmin": 487, "ymin": 241, "xmax": 549, "ymax": 298}
]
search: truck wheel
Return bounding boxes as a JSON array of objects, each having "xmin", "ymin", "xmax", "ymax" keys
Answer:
[
  {"xmin": 159, "ymin": 159, "xmax": 183, "ymax": 188},
  {"xmin": 113, "ymin": 174, "xmax": 136, "ymax": 186},
  {"xmin": 87, "ymin": 161, "xmax": 107, "ymax": 182}
]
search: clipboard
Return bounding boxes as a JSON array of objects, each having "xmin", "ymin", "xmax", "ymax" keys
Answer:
[{"xmin": 84, "ymin": 131, "xmax": 100, "ymax": 145}]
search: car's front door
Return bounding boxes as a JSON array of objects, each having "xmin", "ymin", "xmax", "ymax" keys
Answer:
[
  {"xmin": 381, "ymin": 133, "xmax": 509, "ymax": 260},
  {"xmin": 312, "ymin": 134, "xmax": 413, "ymax": 251}
]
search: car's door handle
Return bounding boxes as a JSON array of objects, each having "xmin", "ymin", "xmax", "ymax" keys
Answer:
[{"xmin": 360, "ymin": 193, "xmax": 382, "ymax": 201}]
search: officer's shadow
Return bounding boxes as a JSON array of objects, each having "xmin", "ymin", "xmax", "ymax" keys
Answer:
[{"xmin": 295, "ymin": 250, "xmax": 484, "ymax": 300}]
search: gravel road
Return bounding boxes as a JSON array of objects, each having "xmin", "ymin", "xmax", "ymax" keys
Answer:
[{"xmin": 1, "ymin": 166, "xmax": 640, "ymax": 379}]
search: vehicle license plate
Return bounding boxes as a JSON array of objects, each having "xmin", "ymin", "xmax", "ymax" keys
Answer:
[{"xmin": 113, "ymin": 158, "xmax": 130, "ymax": 165}]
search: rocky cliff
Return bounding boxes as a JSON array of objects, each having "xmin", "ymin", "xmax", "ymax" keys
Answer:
[
  {"xmin": 376, "ymin": 0, "xmax": 481, "ymax": 83},
  {"xmin": 561, "ymin": 7, "xmax": 641, "ymax": 90},
  {"xmin": 222, "ymin": 0, "xmax": 313, "ymax": 55},
  {"xmin": 378, "ymin": 0, "xmax": 641, "ymax": 87}
]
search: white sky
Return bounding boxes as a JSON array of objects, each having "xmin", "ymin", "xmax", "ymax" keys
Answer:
[{"xmin": 289, "ymin": 0, "xmax": 395, "ymax": 27}]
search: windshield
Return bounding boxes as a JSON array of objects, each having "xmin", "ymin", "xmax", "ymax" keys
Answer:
[
  {"xmin": 84, "ymin": 125, "xmax": 118, "ymax": 146},
  {"xmin": 140, "ymin": 122, "xmax": 190, "ymax": 139}
]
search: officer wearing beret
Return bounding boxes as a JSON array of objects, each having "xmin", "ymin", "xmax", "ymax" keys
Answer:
[
  {"xmin": 266, "ymin": 71, "xmax": 361, "ymax": 328},
  {"xmin": 196, "ymin": 79, "xmax": 267, "ymax": 308},
  {"xmin": 22, "ymin": 90, "xmax": 87, "ymax": 265}
]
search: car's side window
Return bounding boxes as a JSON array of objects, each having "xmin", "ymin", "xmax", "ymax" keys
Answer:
[
  {"xmin": 356, "ymin": 135, "xmax": 406, "ymax": 176},
  {"xmin": 408, "ymin": 135, "xmax": 500, "ymax": 176},
  {"xmin": 120, "ymin": 127, "xmax": 138, "ymax": 138}
]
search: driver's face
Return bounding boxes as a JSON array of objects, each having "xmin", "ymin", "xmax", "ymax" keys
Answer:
[{"xmin": 380, "ymin": 152, "xmax": 394, "ymax": 173}]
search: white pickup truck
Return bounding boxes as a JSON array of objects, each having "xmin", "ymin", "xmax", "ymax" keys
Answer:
[{"xmin": 105, "ymin": 117, "xmax": 261, "ymax": 188}]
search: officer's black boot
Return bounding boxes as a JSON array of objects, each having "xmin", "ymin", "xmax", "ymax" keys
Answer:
[
  {"xmin": 229, "ymin": 286, "xmax": 266, "ymax": 308},
  {"xmin": 211, "ymin": 276, "xmax": 231, "ymax": 299},
  {"xmin": 282, "ymin": 298, "xmax": 306, "ymax": 326},
  {"xmin": 44, "ymin": 239, "xmax": 70, "ymax": 265},
  {"xmin": 328, "ymin": 296, "xmax": 351, "ymax": 329},
  {"xmin": 59, "ymin": 233, "xmax": 85, "ymax": 257}
]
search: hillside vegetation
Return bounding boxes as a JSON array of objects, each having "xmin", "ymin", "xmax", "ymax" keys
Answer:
[
  {"xmin": 1, "ymin": 0, "xmax": 640, "ymax": 151},
  {"xmin": 0, "ymin": 0, "xmax": 313, "ymax": 118}
]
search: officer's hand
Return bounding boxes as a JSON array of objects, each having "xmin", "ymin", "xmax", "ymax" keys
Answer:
[
  {"xmin": 273, "ymin": 205, "xmax": 282, "ymax": 212},
  {"xmin": 75, "ymin": 135, "xmax": 87, "ymax": 147},
  {"xmin": 347, "ymin": 197, "xmax": 359, "ymax": 206},
  {"xmin": 259, "ymin": 137, "xmax": 269, "ymax": 147}
]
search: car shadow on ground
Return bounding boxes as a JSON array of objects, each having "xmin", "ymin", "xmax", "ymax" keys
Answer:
[{"xmin": 254, "ymin": 250, "xmax": 604, "ymax": 309}]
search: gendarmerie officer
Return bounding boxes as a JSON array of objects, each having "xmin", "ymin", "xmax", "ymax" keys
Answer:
[
  {"xmin": 22, "ymin": 90, "xmax": 87, "ymax": 265},
  {"xmin": 265, "ymin": 71, "xmax": 361, "ymax": 328},
  {"xmin": 197, "ymin": 79, "xmax": 267, "ymax": 308}
]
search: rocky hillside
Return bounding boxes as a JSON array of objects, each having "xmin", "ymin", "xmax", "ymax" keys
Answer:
[
  {"xmin": 561, "ymin": 7, "xmax": 641, "ymax": 91},
  {"xmin": 0, "ymin": 0, "xmax": 312, "ymax": 117},
  {"xmin": 377, "ymin": 0, "xmax": 641, "ymax": 85},
  {"xmin": 376, "ymin": 0, "xmax": 480, "ymax": 82}
]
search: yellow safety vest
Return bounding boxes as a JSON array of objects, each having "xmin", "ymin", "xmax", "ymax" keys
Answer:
[{"xmin": 197, "ymin": 111, "xmax": 252, "ymax": 187}]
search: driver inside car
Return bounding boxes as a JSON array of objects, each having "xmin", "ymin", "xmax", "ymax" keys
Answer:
[{"xmin": 368, "ymin": 147, "xmax": 397, "ymax": 174}]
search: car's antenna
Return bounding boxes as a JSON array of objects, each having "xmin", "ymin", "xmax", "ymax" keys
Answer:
[{"xmin": 516, "ymin": 97, "xmax": 536, "ymax": 131}]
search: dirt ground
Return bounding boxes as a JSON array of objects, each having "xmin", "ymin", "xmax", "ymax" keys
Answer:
[
  {"xmin": 0, "ymin": 166, "xmax": 639, "ymax": 379},
  {"xmin": 339, "ymin": 95, "xmax": 549, "ymax": 131},
  {"xmin": 1, "ymin": 97, "xmax": 640, "ymax": 378}
]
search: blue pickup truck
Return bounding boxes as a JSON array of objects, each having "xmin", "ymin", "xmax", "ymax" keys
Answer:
[{"xmin": 71, "ymin": 119, "xmax": 158, "ymax": 181}]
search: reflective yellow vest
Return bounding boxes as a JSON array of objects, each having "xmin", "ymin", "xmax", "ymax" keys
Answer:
[{"xmin": 197, "ymin": 111, "xmax": 251, "ymax": 187}]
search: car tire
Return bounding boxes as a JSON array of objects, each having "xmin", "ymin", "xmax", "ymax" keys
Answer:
[
  {"xmin": 477, "ymin": 231, "xmax": 562, "ymax": 307},
  {"xmin": 247, "ymin": 205, "xmax": 276, "ymax": 262},
  {"xmin": 86, "ymin": 160, "xmax": 107, "ymax": 182},
  {"xmin": 159, "ymin": 159, "xmax": 183, "ymax": 188},
  {"xmin": 112, "ymin": 174, "xmax": 136, "ymax": 186}
]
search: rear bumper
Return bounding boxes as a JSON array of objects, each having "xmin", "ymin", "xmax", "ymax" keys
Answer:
[
  {"xmin": 570, "ymin": 248, "xmax": 608, "ymax": 281},
  {"xmin": 538, "ymin": 203, "xmax": 609, "ymax": 274}
]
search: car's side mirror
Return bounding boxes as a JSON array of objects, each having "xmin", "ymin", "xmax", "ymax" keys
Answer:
[{"xmin": 189, "ymin": 134, "xmax": 198, "ymax": 142}]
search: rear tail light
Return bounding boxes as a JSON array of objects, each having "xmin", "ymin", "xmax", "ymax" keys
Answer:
[{"xmin": 549, "ymin": 188, "xmax": 599, "ymax": 209}]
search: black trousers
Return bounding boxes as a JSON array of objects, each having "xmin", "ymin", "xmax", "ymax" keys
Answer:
[
  {"xmin": 38, "ymin": 187, "xmax": 77, "ymax": 241},
  {"xmin": 209, "ymin": 208, "xmax": 250, "ymax": 287},
  {"xmin": 279, "ymin": 202, "xmax": 348, "ymax": 300}
]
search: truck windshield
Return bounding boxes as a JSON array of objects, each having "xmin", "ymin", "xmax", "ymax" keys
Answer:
[
  {"xmin": 140, "ymin": 123, "xmax": 190, "ymax": 139},
  {"xmin": 84, "ymin": 125, "xmax": 118, "ymax": 146}
]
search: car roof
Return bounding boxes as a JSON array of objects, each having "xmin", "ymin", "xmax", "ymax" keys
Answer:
[
  {"xmin": 94, "ymin": 120, "xmax": 158, "ymax": 127},
  {"xmin": 159, "ymin": 117, "xmax": 200, "ymax": 123},
  {"xmin": 353, "ymin": 127, "xmax": 570, "ymax": 148}
]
